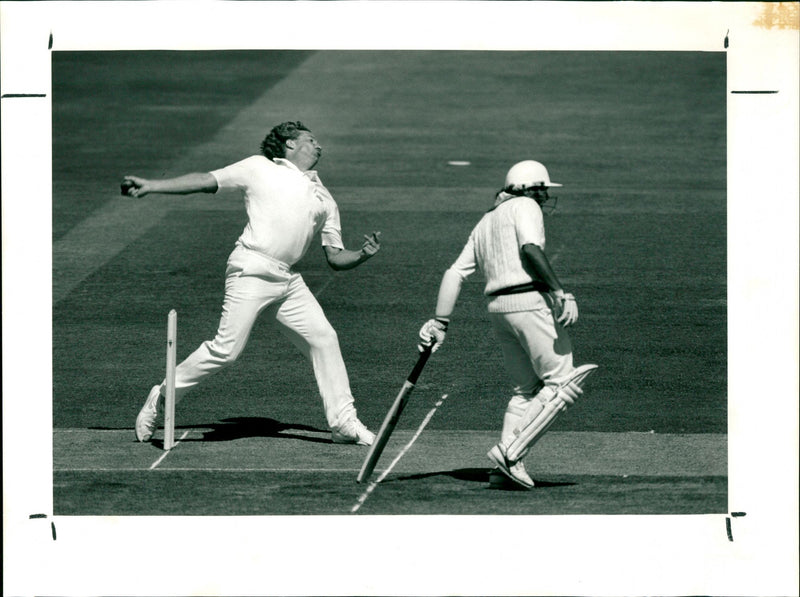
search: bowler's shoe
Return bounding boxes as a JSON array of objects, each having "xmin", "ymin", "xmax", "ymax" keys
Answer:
[
  {"xmin": 135, "ymin": 385, "xmax": 161, "ymax": 442},
  {"xmin": 332, "ymin": 418, "xmax": 376, "ymax": 446}
]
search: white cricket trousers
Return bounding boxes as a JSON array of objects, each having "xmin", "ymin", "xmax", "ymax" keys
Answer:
[
  {"xmin": 489, "ymin": 303, "xmax": 574, "ymax": 442},
  {"xmin": 159, "ymin": 252, "xmax": 358, "ymax": 430}
]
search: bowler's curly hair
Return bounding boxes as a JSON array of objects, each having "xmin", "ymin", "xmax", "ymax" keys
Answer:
[{"xmin": 260, "ymin": 121, "xmax": 311, "ymax": 160}]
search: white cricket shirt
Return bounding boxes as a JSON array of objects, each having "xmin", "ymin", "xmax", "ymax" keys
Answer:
[
  {"xmin": 210, "ymin": 156, "xmax": 344, "ymax": 267},
  {"xmin": 449, "ymin": 195, "xmax": 548, "ymax": 312}
]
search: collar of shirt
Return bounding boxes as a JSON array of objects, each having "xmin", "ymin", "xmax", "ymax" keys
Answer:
[
  {"xmin": 272, "ymin": 157, "xmax": 321, "ymax": 183},
  {"xmin": 487, "ymin": 190, "xmax": 516, "ymax": 211},
  {"xmin": 272, "ymin": 157, "xmax": 327, "ymax": 202},
  {"xmin": 493, "ymin": 191, "xmax": 516, "ymax": 207}
]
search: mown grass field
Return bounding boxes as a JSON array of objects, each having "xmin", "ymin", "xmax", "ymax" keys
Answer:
[{"xmin": 51, "ymin": 50, "xmax": 727, "ymax": 516}]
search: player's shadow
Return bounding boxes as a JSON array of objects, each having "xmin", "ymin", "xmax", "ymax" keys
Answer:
[
  {"xmin": 182, "ymin": 417, "xmax": 331, "ymax": 444},
  {"xmin": 393, "ymin": 468, "xmax": 577, "ymax": 490}
]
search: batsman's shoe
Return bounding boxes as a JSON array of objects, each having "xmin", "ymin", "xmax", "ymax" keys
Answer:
[
  {"xmin": 331, "ymin": 418, "xmax": 376, "ymax": 446},
  {"xmin": 487, "ymin": 445, "xmax": 535, "ymax": 489},
  {"xmin": 489, "ymin": 467, "xmax": 535, "ymax": 490},
  {"xmin": 135, "ymin": 385, "xmax": 162, "ymax": 442}
]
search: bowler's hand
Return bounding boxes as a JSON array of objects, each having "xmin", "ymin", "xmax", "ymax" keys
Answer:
[
  {"xmin": 120, "ymin": 175, "xmax": 151, "ymax": 198},
  {"xmin": 360, "ymin": 231, "xmax": 381, "ymax": 258}
]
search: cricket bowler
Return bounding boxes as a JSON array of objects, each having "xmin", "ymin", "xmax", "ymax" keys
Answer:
[
  {"xmin": 122, "ymin": 121, "xmax": 380, "ymax": 447},
  {"xmin": 418, "ymin": 160, "xmax": 598, "ymax": 489}
]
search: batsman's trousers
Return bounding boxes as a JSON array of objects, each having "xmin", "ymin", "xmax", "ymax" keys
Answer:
[
  {"xmin": 489, "ymin": 298, "xmax": 574, "ymax": 442},
  {"xmin": 158, "ymin": 250, "xmax": 358, "ymax": 430}
]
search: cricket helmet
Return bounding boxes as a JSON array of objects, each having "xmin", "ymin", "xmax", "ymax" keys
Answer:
[{"xmin": 504, "ymin": 160, "xmax": 562, "ymax": 190}]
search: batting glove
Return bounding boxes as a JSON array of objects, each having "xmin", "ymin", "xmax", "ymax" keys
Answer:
[
  {"xmin": 554, "ymin": 292, "xmax": 579, "ymax": 327},
  {"xmin": 418, "ymin": 318, "xmax": 449, "ymax": 352}
]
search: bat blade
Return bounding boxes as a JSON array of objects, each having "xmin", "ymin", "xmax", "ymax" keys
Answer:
[{"xmin": 357, "ymin": 346, "xmax": 432, "ymax": 483}]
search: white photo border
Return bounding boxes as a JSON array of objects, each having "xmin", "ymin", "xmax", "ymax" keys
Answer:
[{"xmin": 2, "ymin": 2, "xmax": 798, "ymax": 595}]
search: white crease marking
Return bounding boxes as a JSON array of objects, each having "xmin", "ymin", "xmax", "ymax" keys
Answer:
[
  {"xmin": 351, "ymin": 394, "xmax": 448, "ymax": 513},
  {"xmin": 149, "ymin": 429, "xmax": 190, "ymax": 470}
]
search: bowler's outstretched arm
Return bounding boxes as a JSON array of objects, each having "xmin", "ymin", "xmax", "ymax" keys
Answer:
[{"xmin": 121, "ymin": 173, "xmax": 218, "ymax": 198}]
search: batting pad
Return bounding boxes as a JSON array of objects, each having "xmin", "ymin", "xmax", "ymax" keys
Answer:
[{"xmin": 505, "ymin": 364, "xmax": 598, "ymax": 461}]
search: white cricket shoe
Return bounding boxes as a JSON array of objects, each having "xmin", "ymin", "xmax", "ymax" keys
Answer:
[
  {"xmin": 331, "ymin": 418, "xmax": 376, "ymax": 446},
  {"xmin": 135, "ymin": 385, "xmax": 162, "ymax": 442},
  {"xmin": 487, "ymin": 445, "xmax": 535, "ymax": 489}
]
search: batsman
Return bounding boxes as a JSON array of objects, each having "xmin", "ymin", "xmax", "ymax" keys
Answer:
[{"xmin": 418, "ymin": 160, "xmax": 598, "ymax": 489}]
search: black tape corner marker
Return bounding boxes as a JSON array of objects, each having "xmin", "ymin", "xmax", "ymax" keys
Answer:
[{"xmin": 725, "ymin": 512, "xmax": 747, "ymax": 541}]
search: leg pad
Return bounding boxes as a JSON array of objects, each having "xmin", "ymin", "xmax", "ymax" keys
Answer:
[{"xmin": 504, "ymin": 364, "xmax": 598, "ymax": 461}]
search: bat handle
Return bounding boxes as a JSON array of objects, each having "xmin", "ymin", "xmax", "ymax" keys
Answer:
[{"xmin": 408, "ymin": 345, "xmax": 432, "ymax": 384}]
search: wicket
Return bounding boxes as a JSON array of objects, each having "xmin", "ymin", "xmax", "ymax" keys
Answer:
[{"xmin": 164, "ymin": 309, "xmax": 177, "ymax": 450}]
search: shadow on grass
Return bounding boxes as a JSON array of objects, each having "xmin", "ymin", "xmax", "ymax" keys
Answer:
[
  {"xmin": 391, "ymin": 467, "xmax": 578, "ymax": 490},
  {"xmin": 192, "ymin": 417, "xmax": 330, "ymax": 444},
  {"xmin": 91, "ymin": 417, "xmax": 331, "ymax": 446}
]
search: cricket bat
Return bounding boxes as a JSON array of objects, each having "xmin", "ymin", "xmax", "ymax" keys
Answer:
[{"xmin": 357, "ymin": 344, "xmax": 433, "ymax": 483}]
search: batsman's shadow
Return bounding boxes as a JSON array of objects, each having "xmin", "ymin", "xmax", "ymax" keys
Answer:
[
  {"xmin": 392, "ymin": 468, "xmax": 577, "ymax": 490},
  {"xmin": 182, "ymin": 417, "xmax": 331, "ymax": 444}
]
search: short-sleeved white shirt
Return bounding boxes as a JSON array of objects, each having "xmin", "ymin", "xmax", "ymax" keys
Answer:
[
  {"xmin": 449, "ymin": 196, "xmax": 546, "ymax": 296},
  {"xmin": 210, "ymin": 156, "xmax": 344, "ymax": 266}
]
